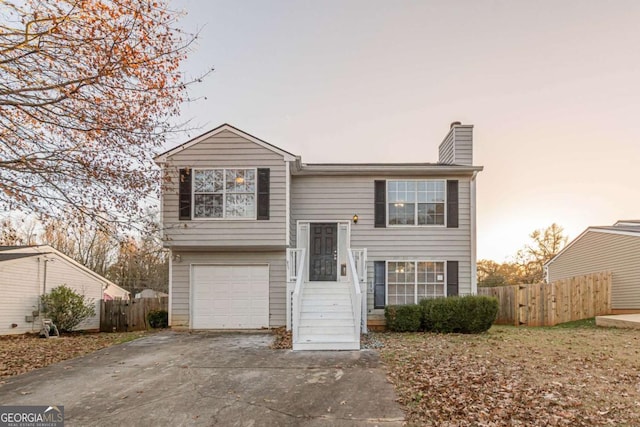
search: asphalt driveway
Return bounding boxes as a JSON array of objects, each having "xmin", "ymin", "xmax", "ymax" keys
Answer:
[{"xmin": 0, "ymin": 332, "xmax": 405, "ymax": 426}]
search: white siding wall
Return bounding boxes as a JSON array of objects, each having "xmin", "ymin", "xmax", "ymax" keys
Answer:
[
  {"xmin": 0, "ymin": 257, "xmax": 103, "ymax": 335},
  {"xmin": 290, "ymin": 175, "xmax": 473, "ymax": 315},
  {"xmin": 548, "ymin": 231, "xmax": 640, "ymax": 310},
  {"xmin": 170, "ymin": 250, "xmax": 286, "ymax": 328},
  {"xmin": 162, "ymin": 130, "xmax": 287, "ymax": 248},
  {"xmin": 0, "ymin": 258, "xmax": 41, "ymax": 335}
]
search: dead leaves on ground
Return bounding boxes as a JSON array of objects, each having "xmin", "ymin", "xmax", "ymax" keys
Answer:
[
  {"xmin": 270, "ymin": 327, "xmax": 292, "ymax": 349},
  {"xmin": 377, "ymin": 326, "xmax": 640, "ymax": 426},
  {"xmin": 0, "ymin": 332, "xmax": 149, "ymax": 379}
]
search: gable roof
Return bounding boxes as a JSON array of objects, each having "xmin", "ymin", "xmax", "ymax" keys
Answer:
[
  {"xmin": 0, "ymin": 253, "xmax": 40, "ymax": 262},
  {"xmin": 154, "ymin": 123, "xmax": 298, "ymax": 163},
  {"xmin": 545, "ymin": 220, "xmax": 640, "ymax": 267},
  {"xmin": 0, "ymin": 245, "xmax": 37, "ymax": 252},
  {"xmin": 0, "ymin": 245, "xmax": 130, "ymax": 297}
]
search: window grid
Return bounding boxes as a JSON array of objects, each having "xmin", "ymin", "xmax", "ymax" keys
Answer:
[
  {"xmin": 193, "ymin": 168, "xmax": 256, "ymax": 219},
  {"xmin": 387, "ymin": 180, "xmax": 446, "ymax": 226},
  {"xmin": 387, "ymin": 260, "xmax": 446, "ymax": 305}
]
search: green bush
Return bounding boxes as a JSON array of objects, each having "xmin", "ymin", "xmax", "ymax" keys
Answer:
[
  {"xmin": 421, "ymin": 295, "xmax": 498, "ymax": 334},
  {"xmin": 147, "ymin": 310, "xmax": 168, "ymax": 329},
  {"xmin": 384, "ymin": 304, "xmax": 422, "ymax": 332},
  {"xmin": 40, "ymin": 285, "xmax": 96, "ymax": 332}
]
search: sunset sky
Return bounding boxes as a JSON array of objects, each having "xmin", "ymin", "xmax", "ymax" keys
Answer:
[{"xmin": 171, "ymin": 0, "xmax": 640, "ymax": 261}]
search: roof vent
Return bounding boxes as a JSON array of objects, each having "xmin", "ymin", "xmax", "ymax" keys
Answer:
[{"xmin": 450, "ymin": 121, "xmax": 462, "ymax": 129}]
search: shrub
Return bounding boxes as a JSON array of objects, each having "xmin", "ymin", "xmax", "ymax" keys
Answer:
[
  {"xmin": 385, "ymin": 304, "xmax": 422, "ymax": 332},
  {"xmin": 421, "ymin": 295, "xmax": 498, "ymax": 334},
  {"xmin": 147, "ymin": 310, "xmax": 168, "ymax": 329},
  {"xmin": 40, "ymin": 285, "xmax": 96, "ymax": 332}
]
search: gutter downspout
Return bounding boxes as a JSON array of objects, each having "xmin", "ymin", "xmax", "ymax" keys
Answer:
[
  {"xmin": 470, "ymin": 171, "xmax": 478, "ymax": 295},
  {"xmin": 168, "ymin": 250, "xmax": 173, "ymax": 327},
  {"xmin": 285, "ymin": 160, "xmax": 291, "ymax": 248}
]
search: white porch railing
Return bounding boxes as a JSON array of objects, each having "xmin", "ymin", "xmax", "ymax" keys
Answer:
[
  {"xmin": 286, "ymin": 248, "xmax": 304, "ymax": 282},
  {"xmin": 347, "ymin": 249, "xmax": 363, "ymax": 338},
  {"xmin": 350, "ymin": 248, "xmax": 368, "ymax": 333},
  {"xmin": 290, "ymin": 248, "xmax": 306, "ymax": 343},
  {"xmin": 351, "ymin": 248, "xmax": 367, "ymax": 285}
]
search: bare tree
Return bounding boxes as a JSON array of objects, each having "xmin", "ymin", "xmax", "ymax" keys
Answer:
[
  {"xmin": 515, "ymin": 223, "xmax": 568, "ymax": 283},
  {"xmin": 0, "ymin": 0, "xmax": 209, "ymax": 229}
]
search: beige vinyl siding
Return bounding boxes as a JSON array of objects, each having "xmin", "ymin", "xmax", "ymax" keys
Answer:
[
  {"xmin": 290, "ymin": 175, "xmax": 473, "ymax": 313},
  {"xmin": 0, "ymin": 256, "xmax": 103, "ymax": 335},
  {"xmin": 438, "ymin": 125, "xmax": 473, "ymax": 166},
  {"xmin": 547, "ymin": 231, "xmax": 640, "ymax": 310},
  {"xmin": 438, "ymin": 130, "xmax": 455, "ymax": 164},
  {"xmin": 170, "ymin": 250, "xmax": 286, "ymax": 328},
  {"xmin": 452, "ymin": 126, "xmax": 473, "ymax": 166},
  {"xmin": 162, "ymin": 130, "xmax": 287, "ymax": 248}
]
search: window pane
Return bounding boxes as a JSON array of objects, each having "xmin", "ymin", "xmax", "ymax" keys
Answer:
[
  {"xmin": 389, "ymin": 203, "xmax": 415, "ymax": 225},
  {"xmin": 194, "ymin": 194, "xmax": 222, "ymax": 218},
  {"xmin": 418, "ymin": 203, "xmax": 445, "ymax": 225},
  {"xmin": 387, "ymin": 262, "xmax": 415, "ymax": 305},
  {"xmin": 225, "ymin": 194, "xmax": 255, "ymax": 218},
  {"xmin": 194, "ymin": 170, "xmax": 214, "ymax": 193},
  {"xmin": 416, "ymin": 261, "xmax": 445, "ymax": 301}
]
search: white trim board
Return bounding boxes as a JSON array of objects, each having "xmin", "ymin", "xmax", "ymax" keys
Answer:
[{"xmin": 155, "ymin": 124, "xmax": 297, "ymax": 163}]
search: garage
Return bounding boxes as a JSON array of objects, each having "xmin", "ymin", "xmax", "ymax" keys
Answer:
[{"xmin": 191, "ymin": 265, "xmax": 269, "ymax": 329}]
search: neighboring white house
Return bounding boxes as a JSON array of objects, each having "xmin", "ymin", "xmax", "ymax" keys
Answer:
[
  {"xmin": 156, "ymin": 122, "xmax": 483, "ymax": 349},
  {"xmin": 0, "ymin": 245, "xmax": 130, "ymax": 335},
  {"xmin": 545, "ymin": 220, "xmax": 640, "ymax": 314}
]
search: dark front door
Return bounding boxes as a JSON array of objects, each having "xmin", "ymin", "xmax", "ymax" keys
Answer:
[{"xmin": 309, "ymin": 223, "xmax": 338, "ymax": 281}]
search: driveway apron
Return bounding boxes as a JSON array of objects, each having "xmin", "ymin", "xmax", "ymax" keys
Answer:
[{"xmin": 0, "ymin": 332, "xmax": 405, "ymax": 426}]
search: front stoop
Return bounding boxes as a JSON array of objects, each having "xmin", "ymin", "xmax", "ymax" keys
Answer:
[{"xmin": 293, "ymin": 281, "xmax": 360, "ymax": 351}]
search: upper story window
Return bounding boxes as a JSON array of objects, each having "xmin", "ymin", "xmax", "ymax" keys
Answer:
[
  {"xmin": 193, "ymin": 169, "xmax": 256, "ymax": 219},
  {"xmin": 387, "ymin": 180, "xmax": 445, "ymax": 226}
]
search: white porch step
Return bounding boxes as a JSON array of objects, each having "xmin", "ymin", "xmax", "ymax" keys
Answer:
[
  {"xmin": 301, "ymin": 305, "xmax": 352, "ymax": 313},
  {"xmin": 297, "ymin": 333, "xmax": 357, "ymax": 342},
  {"xmin": 301, "ymin": 311, "xmax": 354, "ymax": 320},
  {"xmin": 299, "ymin": 325, "xmax": 354, "ymax": 335},
  {"xmin": 299, "ymin": 318, "xmax": 354, "ymax": 327},
  {"xmin": 293, "ymin": 341, "xmax": 360, "ymax": 351},
  {"xmin": 303, "ymin": 288, "xmax": 350, "ymax": 295},
  {"xmin": 302, "ymin": 283, "xmax": 351, "ymax": 292},
  {"xmin": 303, "ymin": 296, "xmax": 350, "ymax": 301}
]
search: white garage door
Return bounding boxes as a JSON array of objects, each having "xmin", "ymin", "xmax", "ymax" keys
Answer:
[{"xmin": 192, "ymin": 265, "xmax": 269, "ymax": 329}]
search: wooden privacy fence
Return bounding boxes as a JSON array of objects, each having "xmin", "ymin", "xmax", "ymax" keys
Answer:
[
  {"xmin": 478, "ymin": 272, "xmax": 611, "ymax": 326},
  {"xmin": 100, "ymin": 297, "xmax": 168, "ymax": 332}
]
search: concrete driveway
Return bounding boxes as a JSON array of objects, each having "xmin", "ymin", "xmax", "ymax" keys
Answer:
[{"xmin": 0, "ymin": 332, "xmax": 405, "ymax": 426}]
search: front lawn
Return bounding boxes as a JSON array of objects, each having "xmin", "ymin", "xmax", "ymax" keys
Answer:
[
  {"xmin": 0, "ymin": 331, "xmax": 151, "ymax": 380},
  {"xmin": 376, "ymin": 323, "xmax": 640, "ymax": 426}
]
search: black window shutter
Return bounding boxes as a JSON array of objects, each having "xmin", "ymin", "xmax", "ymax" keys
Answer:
[
  {"xmin": 374, "ymin": 261, "xmax": 386, "ymax": 308},
  {"xmin": 257, "ymin": 168, "xmax": 270, "ymax": 220},
  {"xmin": 374, "ymin": 180, "xmax": 386, "ymax": 228},
  {"xmin": 447, "ymin": 261, "xmax": 459, "ymax": 297},
  {"xmin": 179, "ymin": 168, "xmax": 191, "ymax": 220},
  {"xmin": 447, "ymin": 180, "xmax": 459, "ymax": 228}
]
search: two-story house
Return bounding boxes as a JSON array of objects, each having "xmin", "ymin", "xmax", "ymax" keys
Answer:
[{"xmin": 155, "ymin": 122, "xmax": 483, "ymax": 350}]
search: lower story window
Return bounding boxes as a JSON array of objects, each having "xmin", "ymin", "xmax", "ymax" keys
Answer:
[{"xmin": 387, "ymin": 261, "xmax": 445, "ymax": 305}]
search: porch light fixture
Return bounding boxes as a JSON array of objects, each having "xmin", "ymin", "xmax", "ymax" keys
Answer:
[{"xmin": 352, "ymin": 214, "xmax": 358, "ymax": 224}]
